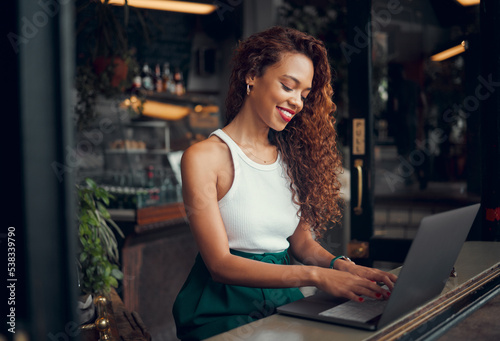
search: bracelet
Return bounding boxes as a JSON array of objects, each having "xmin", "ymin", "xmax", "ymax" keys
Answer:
[{"xmin": 329, "ymin": 255, "xmax": 353, "ymax": 269}]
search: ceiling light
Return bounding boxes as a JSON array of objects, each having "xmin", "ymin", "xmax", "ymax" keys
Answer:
[
  {"xmin": 122, "ymin": 97, "xmax": 191, "ymax": 120},
  {"xmin": 430, "ymin": 41, "xmax": 468, "ymax": 62},
  {"xmin": 104, "ymin": 0, "xmax": 218, "ymax": 15},
  {"xmin": 454, "ymin": 0, "xmax": 480, "ymax": 6}
]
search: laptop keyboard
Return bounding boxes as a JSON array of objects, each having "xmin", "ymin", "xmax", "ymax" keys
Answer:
[{"xmin": 319, "ymin": 296, "xmax": 388, "ymax": 323}]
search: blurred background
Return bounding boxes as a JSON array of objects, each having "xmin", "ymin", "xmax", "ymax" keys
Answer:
[{"xmin": 3, "ymin": 0, "xmax": 499, "ymax": 340}]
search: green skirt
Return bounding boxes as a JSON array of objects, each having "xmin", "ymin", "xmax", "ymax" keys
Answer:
[{"xmin": 172, "ymin": 249, "xmax": 304, "ymax": 340}]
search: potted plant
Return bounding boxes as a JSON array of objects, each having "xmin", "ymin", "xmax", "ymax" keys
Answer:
[{"xmin": 76, "ymin": 178, "xmax": 124, "ymax": 322}]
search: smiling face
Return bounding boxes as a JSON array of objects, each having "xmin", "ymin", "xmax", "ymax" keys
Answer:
[{"xmin": 245, "ymin": 52, "xmax": 314, "ymax": 131}]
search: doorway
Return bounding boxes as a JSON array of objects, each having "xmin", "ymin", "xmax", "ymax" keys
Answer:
[{"xmin": 349, "ymin": 0, "xmax": 482, "ymax": 265}]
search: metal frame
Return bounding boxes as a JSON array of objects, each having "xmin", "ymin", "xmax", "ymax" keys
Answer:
[{"xmin": 347, "ymin": 0, "xmax": 375, "ymax": 259}]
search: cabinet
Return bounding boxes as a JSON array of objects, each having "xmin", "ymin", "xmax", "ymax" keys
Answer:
[
  {"xmin": 76, "ymin": 93, "xmax": 220, "ymax": 210},
  {"xmin": 102, "ymin": 117, "xmax": 182, "ymax": 209}
]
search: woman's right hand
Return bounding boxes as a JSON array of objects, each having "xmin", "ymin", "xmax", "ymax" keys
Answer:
[{"xmin": 314, "ymin": 266, "xmax": 393, "ymax": 302}]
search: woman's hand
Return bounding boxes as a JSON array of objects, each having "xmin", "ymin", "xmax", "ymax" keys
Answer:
[
  {"xmin": 288, "ymin": 219, "xmax": 397, "ymax": 302},
  {"xmin": 336, "ymin": 260, "xmax": 397, "ymax": 290},
  {"xmin": 315, "ymin": 262, "xmax": 397, "ymax": 302}
]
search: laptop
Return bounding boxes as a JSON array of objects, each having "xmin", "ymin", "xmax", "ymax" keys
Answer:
[{"xmin": 277, "ymin": 203, "xmax": 480, "ymax": 331}]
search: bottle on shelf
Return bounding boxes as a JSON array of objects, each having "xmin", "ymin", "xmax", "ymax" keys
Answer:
[
  {"xmin": 146, "ymin": 165, "xmax": 155, "ymax": 188},
  {"xmin": 162, "ymin": 62, "xmax": 175, "ymax": 94},
  {"xmin": 154, "ymin": 63, "xmax": 163, "ymax": 92},
  {"xmin": 162, "ymin": 174, "xmax": 177, "ymax": 203},
  {"xmin": 173, "ymin": 67, "xmax": 185, "ymax": 96},
  {"xmin": 145, "ymin": 165, "xmax": 160, "ymax": 206},
  {"xmin": 141, "ymin": 63, "xmax": 154, "ymax": 91},
  {"xmin": 131, "ymin": 63, "xmax": 142, "ymax": 91}
]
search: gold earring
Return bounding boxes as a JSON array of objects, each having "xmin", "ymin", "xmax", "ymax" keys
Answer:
[{"xmin": 247, "ymin": 84, "xmax": 250, "ymax": 95}]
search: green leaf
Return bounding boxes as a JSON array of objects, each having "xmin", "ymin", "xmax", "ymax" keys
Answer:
[
  {"xmin": 97, "ymin": 203, "xmax": 111, "ymax": 220},
  {"xmin": 83, "ymin": 192, "xmax": 94, "ymax": 207},
  {"xmin": 79, "ymin": 236, "xmax": 87, "ymax": 246},
  {"xmin": 85, "ymin": 178, "xmax": 97, "ymax": 189},
  {"xmin": 105, "ymin": 265, "xmax": 111, "ymax": 277},
  {"xmin": 95, "ymin": 209, "xmax": 104, "ymax": 224},
  {"xmin": 79, "ymin": 252, "xmax": 88, "ymax": 263},
  {"xmin": 108, "ymin": 276, "xmax": 118, "ymax": 288},
  {"xmin": 95, "ymin": 187, "xmax": 107, "ymax": 200},
  {"xmin": 97, "ymin": 202, "xmax": 111, "ymax": 219},
  {"xmin": 101, "ymin": 195, "xmax": 110, "ymax": 206},
  {"xmin": 111, "ymin": 268, "xmax": 123, "ymax": 280},
  {"xmin": 107, "ymin": 218, "xmax": 125, "ymax": 238},
  {"xmin": 87, "ymin": 209, "xmax": 99, "ymax": 226},
  {"xmin": 80, "ymin": 222, "xmax": 90, "ymax": 233},
  {"xmin": 85, "ymin": 267, "xmax": 93, "ymax": 278}
]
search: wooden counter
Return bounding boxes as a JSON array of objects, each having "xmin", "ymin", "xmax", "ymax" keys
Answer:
[
  {"xmin": 110, "ymin": 201, "xmax": 196, "ymax": 340},
  {"xmin": 109, "ymin": 201, "xmax": 187, "ymax": 234},
  {"xmin": 206, "ymin": 242, "xmax": 500, "ymax": 341}
]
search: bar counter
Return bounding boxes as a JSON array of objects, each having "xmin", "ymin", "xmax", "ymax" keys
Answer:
[{"xmin": 206, "ymin": 242, "xmax": 500, "ymax": 341}]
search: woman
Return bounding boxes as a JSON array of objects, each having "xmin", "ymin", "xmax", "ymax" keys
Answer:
[{"xmin": 173, "ymin": 26, "xmax": 397, "ymax": 340}]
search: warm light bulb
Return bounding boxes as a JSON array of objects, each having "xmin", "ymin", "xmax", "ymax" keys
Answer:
[
  {"xmin": 430, "ymin": 41, "xmax": 468, "ymax": 62},
  {"xmin": 103, "ymin": 0, "xmax": 218, "ymax": 15},
  {"xmin": 455, "ymin": 0, "xmax": 480, "ymax": 6}
]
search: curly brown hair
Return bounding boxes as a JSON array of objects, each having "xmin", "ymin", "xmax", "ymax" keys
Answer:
[{"xmin": 225, "ymin": 26, "xmax": 343, "ymax": 237}]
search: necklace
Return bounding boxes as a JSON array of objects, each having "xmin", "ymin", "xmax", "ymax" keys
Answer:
[{"xmin": 223, "ymin": 129, "xmax": 276, "ymax": 164}]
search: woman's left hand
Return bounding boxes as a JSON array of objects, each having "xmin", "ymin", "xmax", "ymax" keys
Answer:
[{"xmin": 336, "ymin": 260, "xmax": 397, "ymax": 293}]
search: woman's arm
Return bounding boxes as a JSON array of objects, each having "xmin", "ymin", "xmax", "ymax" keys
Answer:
[
  {"xmin": 181, "ymin": 141, "xmax": 394, "ymax": 301},
  {"xmin": 288, "ymin": 218, "xmax": 337, "ymax": 268},
  {"xmin": 288, "ymin": 219, "xmax": 397, "ymax": 294}
]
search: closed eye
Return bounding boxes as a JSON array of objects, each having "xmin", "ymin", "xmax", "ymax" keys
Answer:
[
  {"xmin": 281, "ymin": 83, "xmax": 292, "ymax": 92},
  {"xmin": 282, "ymin": 83, "xmax": 307, "ymax": 102}
]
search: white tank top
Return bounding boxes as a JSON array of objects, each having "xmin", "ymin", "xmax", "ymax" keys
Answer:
[{"xmin": 210, "ymin": 129, "xmax": 300, "ymax": 254}]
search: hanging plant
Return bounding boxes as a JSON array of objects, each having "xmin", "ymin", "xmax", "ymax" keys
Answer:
[
  {"xmin": 74, "ymin": 0, "xmax": 146, "ymax": 130},
  {"xmin": 74, "ymin": 51, "xmax": 141, "ymax": 131}
]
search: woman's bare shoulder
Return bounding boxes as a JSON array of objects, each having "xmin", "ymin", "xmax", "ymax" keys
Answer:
[{"xmin": 181, "ymin": 135, "xmax": 230, "ymax": 171}]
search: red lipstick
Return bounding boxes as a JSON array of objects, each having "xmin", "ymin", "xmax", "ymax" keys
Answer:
[{"xmin": 277, "ymin": 106, "xmax": 295, "ymax": 123}]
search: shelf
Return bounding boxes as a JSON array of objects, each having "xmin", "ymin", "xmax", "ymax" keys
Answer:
[
  {"xmin": 108, "ymin": 208, "xmax": 136, "ymax": 222},
  {"xmin": 127, "ymin": 120, "xmax": 168, "ymax": 128},
  {"xmin": 105, "ymin": 149, "xmax": 147, "ymax": 154},
  {"xmin": 105, "ymin": 149, "xmax": 170, "ymax": 154},
  {"xmin": 146, "ymin": 91, "xmax": 218, "ymax": 106},
  {"xmin": 148, "ymin": 149, "xmax": 171, "ymax": 155}
]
